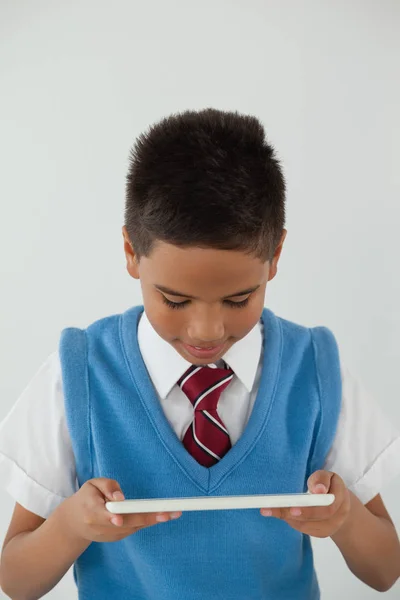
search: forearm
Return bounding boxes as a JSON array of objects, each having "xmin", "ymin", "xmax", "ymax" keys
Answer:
[
  {"xmin": 0, "ymin": 500, "xmax": 91, "ymax": 600},
  {"xmin": 331, "ymin": 491, "xmax": 400, "ymax": 592}
]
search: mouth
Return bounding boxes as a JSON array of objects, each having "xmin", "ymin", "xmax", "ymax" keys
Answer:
[{"xmin": 180, "ymin": 342, "xmax": 226, "ymax": 360}]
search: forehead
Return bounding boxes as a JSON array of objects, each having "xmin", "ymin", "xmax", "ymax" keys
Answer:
[{"xmin": 140, "ymin": 242, "xmax": 268, "ymax": 297}]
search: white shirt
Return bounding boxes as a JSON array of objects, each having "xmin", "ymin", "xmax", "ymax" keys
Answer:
[{"xmin": 0, "ymin": 312, "xmax": 399, "ymax": 520}]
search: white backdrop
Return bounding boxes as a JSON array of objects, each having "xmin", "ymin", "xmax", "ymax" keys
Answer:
[{"xmin": 0, "ymin": 0, "xmax": 399, "ymax": 598}]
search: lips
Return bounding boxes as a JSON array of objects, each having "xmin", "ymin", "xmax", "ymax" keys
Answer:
[
  {"xmin": 181, "ymin": 342, "xmax": 226, "ymax": 360},
  {"xmin": 194, "ymin": 345, "xmax": 217, "ymax": 350}
]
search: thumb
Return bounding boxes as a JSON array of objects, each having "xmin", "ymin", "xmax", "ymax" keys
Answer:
[
  {"xmin": 307, "ymin": 470, "xmax": 333, "ymax": 494},
  {"xmin": 88, "ymin": 477, "xmax": 125, "ymax": 502}
]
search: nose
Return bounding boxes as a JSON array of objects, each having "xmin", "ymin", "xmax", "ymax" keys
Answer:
[{"xmin": 187, "ymin": 306, "xmax": 225, "ymax": 344}]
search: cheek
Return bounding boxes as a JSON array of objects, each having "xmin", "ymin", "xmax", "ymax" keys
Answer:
[
  {"xmin": 226, "ymin": 306, "xmax": 261, "ymax": 338},
  {"xmin": 144, "ymin": 299, "xmax": 186, "ymax": 340}
]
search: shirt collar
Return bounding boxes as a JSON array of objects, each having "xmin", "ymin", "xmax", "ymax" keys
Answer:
[{"xmin": 138, "ymin": 310, "xmax": 263, "ymax": 399}]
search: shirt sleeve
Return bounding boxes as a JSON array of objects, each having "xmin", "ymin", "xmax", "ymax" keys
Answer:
[
  {"xmin": 323, "ymin": 360, "xmax": 400, "ymax": 504},
  {"xmin": 0, "ymin": 351, "xmax": 78, "ymax": 519}
]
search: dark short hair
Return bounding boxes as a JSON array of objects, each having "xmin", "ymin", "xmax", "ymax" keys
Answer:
[{"xmin": 125, "ymin": 108, "xmax": 286, "ymax": 262}]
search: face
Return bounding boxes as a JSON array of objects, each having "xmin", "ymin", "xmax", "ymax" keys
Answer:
[{"xmin": 122, "ymin": 228, "xmax": 287, "ymax": 365}]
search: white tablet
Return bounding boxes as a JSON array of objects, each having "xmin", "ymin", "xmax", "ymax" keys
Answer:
[{"xmin": 105, "ymin": 492, "xmax": 335, "ymax": 514}]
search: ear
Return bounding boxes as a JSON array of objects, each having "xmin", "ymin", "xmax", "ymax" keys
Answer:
[
  {"xmin": 268, "ymin": 229, "xmax": 287, "ymax": 282},
  {"xmin": 122, "ymin": 226, "xmax": 140, "ymax": 279}
]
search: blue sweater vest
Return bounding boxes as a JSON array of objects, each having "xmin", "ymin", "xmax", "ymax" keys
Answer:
[{"xmin": 59, "ymin": 305, "xmax": 342, "ymax": 599}]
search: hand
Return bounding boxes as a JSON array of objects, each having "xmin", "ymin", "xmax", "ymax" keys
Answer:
[
  {"xmin": 260, "ymin": 470, "xmax": 351, "ymax": 538},
  {"xmin": 59, "ymin": 478, "xmax": 182, "ymax": 543}
]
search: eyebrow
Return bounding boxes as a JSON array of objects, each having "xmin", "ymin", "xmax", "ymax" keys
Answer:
[{"xmin": 154, "ymin": 284, "xmax": 261, "ymax": 300}]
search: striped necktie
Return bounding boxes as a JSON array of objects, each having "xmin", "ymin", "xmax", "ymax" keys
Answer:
[{"xmin": 177, "ymin": 363, "xmax": 234, "ymax": 467}]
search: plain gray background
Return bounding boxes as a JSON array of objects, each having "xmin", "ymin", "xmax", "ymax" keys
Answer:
[{"xmin": 0, "ymin": 0, "xmax": 399, "ymax": 598}]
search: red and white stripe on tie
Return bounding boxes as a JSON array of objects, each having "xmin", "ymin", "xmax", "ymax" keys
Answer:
[{"xmin": 177, "ymin": 362, "xmax": 234, "ymax": 467}]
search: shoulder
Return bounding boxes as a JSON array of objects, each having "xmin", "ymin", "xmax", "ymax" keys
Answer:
[
  {"xmin": 59, "ymin": 306, "xmax": 143, "ymax": 350},
  {"xmin": 275, "ymin": 311, "xmax": 336, "ymax": 338},
  {"xmin": 269, "ymin": 310, "xmax": 339, "ymax": 358},
  {"xmin": 61, "ymin": 310, "xmax": 125, "ymax": 335}
]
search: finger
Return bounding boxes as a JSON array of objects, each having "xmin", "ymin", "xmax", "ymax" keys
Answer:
[
  {"xmin": 119, "ymin": 511, "xmax": 182, "ymax": 529},
  {"xmin": 261, "ymin": 472, "xmax": 335, "ymax": 520},
  {"xmin": 274, "ymin": 504, "xmax": 335, "ymax": 522},
  {"xmin": 82, "ymin": 479, "xmax": 125, "ymax": 527},
  {"xmin": 260, "ymin": 508, "xmax": 331, "ymax": 536},
  {"xmin": 283, "ymin": 518, "xmax": 328, "ymax": 537},
  {"xmin": 282, "ymin": 473, "xmax": 345, "ymax": 521},
  {"xmin": 260, "ymin": 504, "xmax": 329, "ymax": 520},
  {"xmin": 301, "ymin": 472, "xmax": 345, "ymax": 519},
  {"xmin": 286, "ymin": 470, "xmax": 334, "ymax": 521},
  {"xmin": 262, "ymin": 503, "xmax": 336, "ymax": 522},
  {"xmin": 307, "ymin": 470, "xmax": 334, "ymax": 495},
  {"xmin": 101, "ymin": 499, "xmax": 164, "ymax": 528},
  {"xmin": 327, "ymin": 472, "xmax": 345, "ymax": 504},
  {"xmin": 260, "ymin": 507, "xmax": 283, "ymax": 518},
  {"xmin": 109, "ymin": 513, "xmax": 124, "ymax": 527},
  {"xmin": 88, "ymin": 478, "xmax": 125, "ymax": 502}
]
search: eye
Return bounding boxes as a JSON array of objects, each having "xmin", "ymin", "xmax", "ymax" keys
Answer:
[
  {"xmin": 161, "ymin": 295, "xmax": 251, "ymax": 310},
  {"xmin": 162, "ymin": 296, "xmax": 189, "ymax": 310},
  {"xmin": 224, "ymin": 297, "xmax": 250, "ymax": 308}
]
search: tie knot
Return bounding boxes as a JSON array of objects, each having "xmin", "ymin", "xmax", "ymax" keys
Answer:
[{"xmin": 177, "ymin": 364, "xmax": 234, "ymax": 411}]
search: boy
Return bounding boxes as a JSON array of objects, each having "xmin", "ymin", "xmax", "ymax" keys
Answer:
[{"xmin": 0, "ymin": 108, "xmax": 399, "ymax": 599}]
